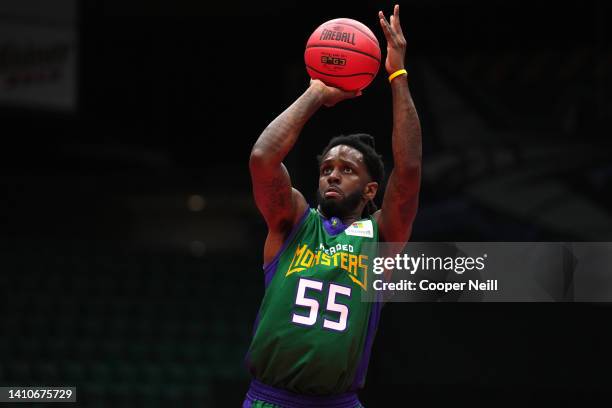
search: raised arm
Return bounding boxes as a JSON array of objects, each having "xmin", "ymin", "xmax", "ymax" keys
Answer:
[
  {"xmin": 250, "ymin": 80, "xmax": 360, "ymax": 263},
  {"xmin": 375, "ymin": 5, "xmax": 422, "ymax": 242}
]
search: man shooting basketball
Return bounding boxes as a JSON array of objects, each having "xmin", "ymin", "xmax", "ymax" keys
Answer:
[{"xmin": 244, "ymin": 5, "xmax": 421, "ymax": 407}]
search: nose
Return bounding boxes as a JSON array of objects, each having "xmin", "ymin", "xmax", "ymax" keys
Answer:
[{"xmin": 326, "ymin": 168, "xmax": 341, "ymax": 185}]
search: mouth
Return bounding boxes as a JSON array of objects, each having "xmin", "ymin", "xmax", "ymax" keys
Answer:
[{"xmin": 324, "ymin": 187, "xmax": 343, "ymax": 199}]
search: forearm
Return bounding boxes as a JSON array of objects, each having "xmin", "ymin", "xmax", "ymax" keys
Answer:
[
  {"xmin": 390, "ymin": 75, "xmax": 422, "ymax": 175},
  {"xmin": 251, "ymin": 84, "xmax": 325, "ymax": 165}
]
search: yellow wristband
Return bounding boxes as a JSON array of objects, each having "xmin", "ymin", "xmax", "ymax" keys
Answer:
[{"xmin": 388, "ymin": 69, "xmax": 407, "ymax": 83}]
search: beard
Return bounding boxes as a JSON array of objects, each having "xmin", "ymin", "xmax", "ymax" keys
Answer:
[{"xmin": 316, "ymin": 189, "xmax": 363, "ymax": 219}]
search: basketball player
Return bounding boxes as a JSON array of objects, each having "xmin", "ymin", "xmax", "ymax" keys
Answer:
[{"xmin": 243, "ymin": 5, "xmax": 420, "ymax": 407}]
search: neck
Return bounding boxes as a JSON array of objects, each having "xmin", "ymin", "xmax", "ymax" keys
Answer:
[{"xmin": 317, "ymin": 205, "xmax": 364, "ymax": 226}]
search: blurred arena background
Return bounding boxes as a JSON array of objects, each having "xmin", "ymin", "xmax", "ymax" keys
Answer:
[{"xmin": 1, "ymin": 0, "xmax": 611, "ymax": 406}]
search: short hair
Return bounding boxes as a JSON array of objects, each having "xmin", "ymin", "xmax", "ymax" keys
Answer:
[{"xmin": 317, "ymin": 133, "xmax": 385, "ymax": 217}]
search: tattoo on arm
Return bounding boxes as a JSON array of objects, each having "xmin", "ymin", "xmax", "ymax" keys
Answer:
[
  {"xmin": 263, "ymin": 176, "xmax": 290, "ymax": 212},
  {"xmin": 250, "ymin": 86, "xmax": 324, "ymax": 230},
  {"xmin": 379, "ymin": 79, "xmax": 422, "ymax": 241}
]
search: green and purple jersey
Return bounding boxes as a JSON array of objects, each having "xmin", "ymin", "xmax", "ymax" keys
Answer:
[{"xmin": 245, "ymin": 207, "xmax": 382, "ymax": 401}]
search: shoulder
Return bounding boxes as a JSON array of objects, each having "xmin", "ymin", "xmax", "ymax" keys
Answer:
[
  {"xmin": 371, "ymin": 210, "xmax": 385, "ymax": 242},
  {"xmin": 371, "ymin": 209, "xmax": 413, "ymax": 243},
  {"xmin": 371, "ymin": 209, "xmax": 382, "ymax": 224}
]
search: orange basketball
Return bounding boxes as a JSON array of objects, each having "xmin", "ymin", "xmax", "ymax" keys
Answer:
[{"xmin": 305, "ymin": 18, "xmax": 381, "ymax": 92}]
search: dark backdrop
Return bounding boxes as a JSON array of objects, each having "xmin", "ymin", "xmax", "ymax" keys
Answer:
[{"xmin": 1, "ymin": 0, "xmax": 611, "ymax": 406}]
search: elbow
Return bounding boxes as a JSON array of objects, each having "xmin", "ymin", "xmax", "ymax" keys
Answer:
[
  {"xmin": 249, "ymin": 147, "xmax": 278, "ymax": 172},
  {"xmin": 393, "ymin": 166, "xmax": 422, "ymax": 195},
  {"xmin": 249, "ymin": 148, "xmax": 266, "ymax": 171},
  {"xmin": 394, "ymin": 148, "xmax": 422, "ymax": 172},
  {"xmin": 410, "ymin": 149, "xmax": 423, "ymax": 167},
  {"xmin": 396, "ymin": 162, "xmax": 421, "ymax": 179}
]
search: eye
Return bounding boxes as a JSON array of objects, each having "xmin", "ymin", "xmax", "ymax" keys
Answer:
[
  {"xmin": 321, "ymin": 167, "xmax": 332, "ymax": 176},
  {"xmin": 343, "ymin": 167, "xmax": 353, "ymax": 174}
]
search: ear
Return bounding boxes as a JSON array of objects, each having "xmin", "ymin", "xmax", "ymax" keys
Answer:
[{"xmin": 363, "ymin": 181, "xmax": 378, "ymax": 201}]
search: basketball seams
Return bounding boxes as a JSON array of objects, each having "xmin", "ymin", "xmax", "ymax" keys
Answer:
[
  {"xmin": 305, "ymin": 44, "xmax": 381, "ymax": 63},
  {"xmin": 305, "ymin": 65, "xmax": 375, "ymax": 78},
  {"xmin": 324, "ymin": 20, "xmax": 379, "ymax": 47}
]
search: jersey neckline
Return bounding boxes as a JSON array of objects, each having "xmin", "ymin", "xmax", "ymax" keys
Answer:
[{"xmin": 316, "ymin": 208, "xmax": 371, "ymax": 237}]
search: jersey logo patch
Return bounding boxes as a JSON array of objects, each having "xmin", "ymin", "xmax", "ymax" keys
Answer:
[{"xmin": 345, "ymin": 220, "xmax": 373, "ymax": 238}]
